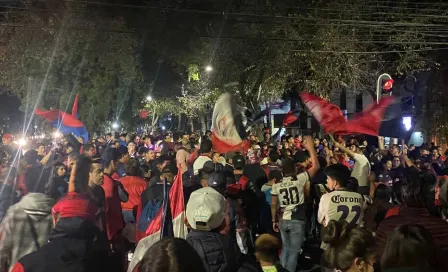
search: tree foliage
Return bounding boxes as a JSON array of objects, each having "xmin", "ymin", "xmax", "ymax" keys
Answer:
[
  {"xmin": 1, "ymin": 0, "xmax": 446, "ymax": 133},
  {"xmin": 135, "ymin": 0, "xmax": 444, "ymax": 106},
  {"xmin": 0, "ymin": 1, "xmax": 148, "ymax": 133},
  {"xmin": 143, "ymin": 98, "xmax": 179, "ymax": 129}
]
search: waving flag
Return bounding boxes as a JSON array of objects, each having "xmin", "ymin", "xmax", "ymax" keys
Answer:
[
  {"xmin": 300, "ymin": 92, "xmax": 347, "ymax": 134},
  {"xmin": 283, "ymin": 108, "xmax": 301, "ymax": 126},
  {"xmin": 300, "ymin": 92, "xmax": 395, "ymax": 136},
  {"xmin": 34, "ymin": 94, "xmax": 88, "ymax": 142},
  {"xmin": 211, "ymin": 93, "xmax": 249, "ymax": 154},
  {"xmin": 346, "ymin": 96, "xmax": 395, "ymax": 136},
  {"xmin": 128, "ymin": 167, "xmax": 187, "ymax": 272}
]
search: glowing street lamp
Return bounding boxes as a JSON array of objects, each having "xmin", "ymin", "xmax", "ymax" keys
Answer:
[
  {"xmin": 146, "ymin": 95, "xmax": 153, "ymax": 101},
  {"xmin": 112, "ymin": 122, "xmax": 120, "ymax": 129},
  {"xmin": 205, "ymin": 65, "xmax": 213, "ymax": 72}
]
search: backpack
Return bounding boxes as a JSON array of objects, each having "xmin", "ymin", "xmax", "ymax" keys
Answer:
[{"xmin": 137, "ymin": 200, "xmax": 163, "ymax": 232}]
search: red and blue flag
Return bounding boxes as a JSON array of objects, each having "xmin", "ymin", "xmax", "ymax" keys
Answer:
[{"xmin": 34, "ymin": 94, "xmax": 88, "ymax": 142}]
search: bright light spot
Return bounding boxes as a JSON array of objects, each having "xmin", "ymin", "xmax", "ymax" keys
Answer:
[
  {"xmin": 205, "ymin": 65, "xmax": 213, "ymax": 72},
  {"xmin": 162, "ymin": 126, "xmax": 166, "ymax": 130},
  {"xmin": 402, "ymin": 117, "xmax": 412, "ymax": 131},
  {"xmin": 146, "ymin": 95, "xmax": 152, "ymax": 101},
  {"xmin": 53, "ymin": 131, "xmax": 62, "ymax": 138},
  {"xmin": 18, "ymin": 138, "xmax": 26, "ymax": 146},
  {"xmin": 112, "ymin": 122, "xmax": 119, "ymax": 129}
]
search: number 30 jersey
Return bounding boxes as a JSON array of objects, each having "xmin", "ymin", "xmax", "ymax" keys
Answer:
[
  {"xmin": 271, "ymin": 172, "xmax": 309, "ymax": 220},
  {"xmin": 318, "ymin": 189, "xmax": 372, "ymax": 227}
]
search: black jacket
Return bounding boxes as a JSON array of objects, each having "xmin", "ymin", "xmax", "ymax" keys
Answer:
[
  {"xmin": 15, "ymin": 217, "xmax": 118, "ymax": 272},
  {"xmin": 187, "ymin": 230, "xmax": 262, "ymax": 272}
]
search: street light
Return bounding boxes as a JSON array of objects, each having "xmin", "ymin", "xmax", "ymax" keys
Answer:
[
  {"xmin": 146, "ymin": 95, "xmax": 153, "ymax": 101},
  {"xmin": 205, "ymin": 65, "xmax": 213, "ymax": 72},
  {"xmin": 112, "ymin": 122, "xmax": 119, "ymax": 129},
  {"xmin": 402, "ymin": 116, "xmax": 412, "ymax": 131}
]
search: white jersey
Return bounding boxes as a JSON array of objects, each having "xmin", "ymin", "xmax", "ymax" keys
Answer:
[
  {"xmin": 271, "ymin": 172, "xmax": 309, "ymax": 220},
  {"xmin": 351, "ymin": 153, "xmax": 370, "ymax": 187},
  {"xmin": 318, "ymin": 189, "xmax": 371, "ymax": 227}
]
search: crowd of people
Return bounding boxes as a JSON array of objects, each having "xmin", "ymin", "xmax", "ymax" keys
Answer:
[{"xmin": 0, "ymin": 129, "xmax": 447, "ymax": 272}]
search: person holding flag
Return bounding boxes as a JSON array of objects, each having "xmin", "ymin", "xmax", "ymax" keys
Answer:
[{"xmin": 128, "ymin": 165, "xmax": 187, "ymax": 272}]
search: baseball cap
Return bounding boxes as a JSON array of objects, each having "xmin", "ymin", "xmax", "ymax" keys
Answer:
[
  {"xmin": 207, "ymin": 172, "xmax": 227, "ymax": 195},
  {"xmin": 232, "ymin": 154, "xmax": 246, "ymax": 170},
  {"xmin": 202, "ymin": 161, "xmax": 224, "ymax": 173},
  {"xmin": 186, "ymin": 187, "xmax": 226, "ymax": 231}
]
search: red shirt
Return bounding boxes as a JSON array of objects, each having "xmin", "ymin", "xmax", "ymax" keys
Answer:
[
  {"xmin": 119, "ymin": 176, "xmax": 147, "ymax": 211},
  {"xmin": 101, "ymin": 174, "xmax": 125, "ymax": 240}
]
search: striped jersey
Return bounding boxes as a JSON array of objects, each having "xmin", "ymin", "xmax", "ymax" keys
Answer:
[{"xmin": 271, "ymin": 172, "xmax": 309, "ymax": 220}]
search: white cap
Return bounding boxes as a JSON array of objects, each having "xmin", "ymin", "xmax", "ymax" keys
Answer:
[{"xmin": 186, "ymin": 187, "xmax": 226, "ymax": 231}]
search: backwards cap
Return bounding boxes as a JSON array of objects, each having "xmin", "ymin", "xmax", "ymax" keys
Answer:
[{"xmin": 186, "ymin": 187, "xmax": 226, "ymax": 231}]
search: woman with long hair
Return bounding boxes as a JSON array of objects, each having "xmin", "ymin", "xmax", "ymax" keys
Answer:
[{"xmin": 322, "ymin": 220, "xmax": 375, "ymax": 272}]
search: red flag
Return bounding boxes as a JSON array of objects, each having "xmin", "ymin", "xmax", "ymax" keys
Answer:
[
  {"xmin": 300, "ymin": 92, "xmax": 395, "ymax": 136},
  {"xmin": 283, "ymin": 109, "xmax": 300, "ymax": 126},
  {"xmin": 299, "ymin": 92, "xmax": 347, "ymax": 133},
  {"xmin": 72, "ymin": 94, "xmax": 79, "ymax": 117},
  {"xmin": 211, "ymin": 132, "xmax": 249, "ymax": 154},
  {"xmin": 345, "ymin": 96, "xmax": 395, "ymax": 136}
]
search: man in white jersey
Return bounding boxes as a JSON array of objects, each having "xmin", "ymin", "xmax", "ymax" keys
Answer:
[
  {"xmin": 318, "ymin": 163, "xmax": 371, "ymax": 227},
  {"xmin": 330, "ymin": 135, "xmax": 371, "ymax": 196},
  {"xmin": 271, "ymin": 135, "xmax": 320, "ymax": 272}
]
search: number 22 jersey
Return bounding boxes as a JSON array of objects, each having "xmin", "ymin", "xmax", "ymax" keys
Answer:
[
  {"xmin": 318, "ymin": 189, "xmax": 371, "ymax": 227},
  {"xmin": 271, "ymin": 172, "xmax": 309, "ymax": 220}
]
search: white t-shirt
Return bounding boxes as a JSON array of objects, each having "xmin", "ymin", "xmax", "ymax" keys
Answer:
[
  {"xmin": 351, "ymin": 153, "xmax": 370, "ymax": 187},
  {"xmin": 193, "ymin": 155, "xmax": 212, "ymax": 175},
  {"xmin": 318, "ymin": 189, "xmax": 371, "ymax": 227},
  {"xmin": 271, "ymin": 172, "xmax": 309, "ymax": 220}
]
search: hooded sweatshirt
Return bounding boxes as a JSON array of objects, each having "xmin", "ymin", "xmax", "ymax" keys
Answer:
[
  {"xmin": 11, "ymin": 217, "xmax": 114, "ymax": 272},
  {"xmin": 0, "ymin": 193, "xmax": 54, "ymax": 272}
]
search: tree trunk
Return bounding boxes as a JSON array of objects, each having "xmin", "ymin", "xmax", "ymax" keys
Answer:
[
  {"xmin": 200, "ymin": 114, "xmax": 207, "ymax": 134},
  {"xmin": 151, "ymin": 115, "xmax": 159, "ymax": 131},
  {"xmin": 190, "ymin": 118, "xmax": 194, "ymax": 133}
]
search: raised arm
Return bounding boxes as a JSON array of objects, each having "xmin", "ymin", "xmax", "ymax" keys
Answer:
[
  {"xmin": 329, "ymin": 135, "xmax": 356, "ymax": 158},
  {"xmin": 303, "ymin": 135, "xmax": 320, "ymax": 178}
]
